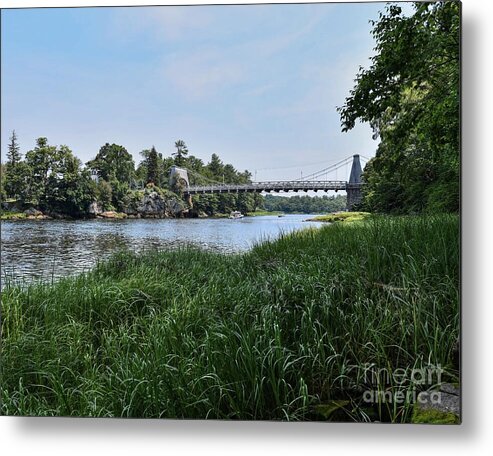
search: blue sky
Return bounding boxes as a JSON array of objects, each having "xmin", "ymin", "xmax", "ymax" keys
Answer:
[{"xmin": 2, "ymin": 3, "xmax": 391, "ymax": 181}]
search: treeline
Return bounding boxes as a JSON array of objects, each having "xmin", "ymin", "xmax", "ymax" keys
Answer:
[
  {"xmin": 339, "ymin": 2, "xmax": 459, "ymax": 214},
  {"xmin": 263, "ymin": 194, "xmax": 346, "ymax": 214},
  {"xmin": 1, "ymin": 133, "xmax": 262, "ymax": 216}
]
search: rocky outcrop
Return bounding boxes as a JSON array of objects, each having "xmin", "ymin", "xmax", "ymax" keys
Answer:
[
  {"xmin": 24, "ymin": 208, "xmax": 52, "ymax": 220},
  {"xmin": 124, "ymin": 190, "xmax": 187, "ymax": 218},
  {"xmin": 88, "ymin": 201, "xmax": 102, "ymax": 216}
]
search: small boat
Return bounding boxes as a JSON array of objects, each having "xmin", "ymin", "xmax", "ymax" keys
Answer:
[
  {"xmin": 229, "ymin": 211, "xmax": 244, "ymax": 219},
  {"xmin": 278, "ymin": 214, "xmax": 285, "ymax": 218}
]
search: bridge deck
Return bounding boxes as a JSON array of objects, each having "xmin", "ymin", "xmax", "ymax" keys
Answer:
[{"xmin": 185, "ymin": 180, "xmax": 359, "ymax": 195}]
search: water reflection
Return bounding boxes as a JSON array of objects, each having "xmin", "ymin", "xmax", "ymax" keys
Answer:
[{"xmin": 1, "ymin": 215, "xmax": 322, "ymax": 285}]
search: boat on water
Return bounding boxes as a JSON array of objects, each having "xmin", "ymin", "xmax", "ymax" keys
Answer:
[{"xmin": 229, "ymin": 211, "xmax": 244, "ymax": 219}]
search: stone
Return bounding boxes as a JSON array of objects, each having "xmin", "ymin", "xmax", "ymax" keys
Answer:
[
  {"xmin": 99, "ymin": 211, "xmax": 126, "ymax": 219},
  {"xmin": 415, "ymin": 383, "xmax": 460, "ymax": 419},
  {"xmin": 24, "ymin": 208, "xmax": 43, "ymax": 217}
]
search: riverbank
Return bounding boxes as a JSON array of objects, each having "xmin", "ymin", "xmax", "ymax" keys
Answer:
[
  {"xmin": 305, "ymin": 211, "xmax": 372, "ymax": 223},
  {"xmin": 1, "ymin": 214, "xmax": 459, "ymax": 421}
]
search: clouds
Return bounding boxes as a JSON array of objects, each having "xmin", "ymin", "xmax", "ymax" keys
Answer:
[
  {"xmin": 111, "ymin": 6, "xmax": 213, "ymax": 42},
  {"xmin": 2, "ymin": 3, "xmax": 381, "ymax": 176},
  {"xmin": 162, "ymin": 49, "xmax": 247, "ymax": 101}
]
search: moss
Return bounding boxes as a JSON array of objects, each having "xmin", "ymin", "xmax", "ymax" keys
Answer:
[{"xmin": 412, "ymin": 406, "xmax": 460, "ymax": 424}]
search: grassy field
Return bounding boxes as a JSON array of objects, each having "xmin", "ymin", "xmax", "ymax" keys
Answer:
[{"xmin": 0, "ymin": 215, "xmax": 459, "ymax": 421}]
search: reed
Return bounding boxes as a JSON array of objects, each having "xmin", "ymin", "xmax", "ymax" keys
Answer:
[{"xmin": 0, "ymin": 214, "xmax": 459, "ymax": 421}]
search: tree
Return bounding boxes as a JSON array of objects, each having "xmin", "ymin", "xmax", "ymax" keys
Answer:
[
  {"xmin": 45, "ymin": 145, "xmax": 94, "ymax": 215},
  {"xmin": 87, "ymin": 143, "xmax": 135, "ymax": 185},
  {"xmin": 146, "ymin": 146, "xmax": 159, "ymax": 185},
  {"xmin": 7, "ymin": 130, "xmax": 21, "ymax": 166},
  {"xmin": 207, "ymin": 153, "xmax": 223, "ymax": 178},
  {"xmin": 173, "ymin": 140, "xmax": 188, "ymax": 167},
  {"xmin": 338, "ymin": 2, "xmax": 459, "ymax": 214},
  {"xmin": 24, "ymin": 137, "xmax": 57, "ymax": 205},
  {"xmin": 4, "ymin": 131, "xmax": 28, "ymax": 200},
  {"xmin": 96, "ymin": 180, "xmax": 113, "ymax": 211}
]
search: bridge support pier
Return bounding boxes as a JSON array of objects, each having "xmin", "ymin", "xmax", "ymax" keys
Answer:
[{"xmin": 346, "ymin": 154, "xmax": 363, "ymax": 211}]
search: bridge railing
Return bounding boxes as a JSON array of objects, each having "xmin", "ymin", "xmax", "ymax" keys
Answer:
[{"xmin": 185, "ymin": 180, "xmax": 351, "ymax": 194}]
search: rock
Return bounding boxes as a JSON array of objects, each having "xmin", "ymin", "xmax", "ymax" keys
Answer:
[
  {"xmin": 413, "ymin": 383, "xmax": 460, "ymax": 423},
  {"xmin": 440, "ymin": 384, "xmax": 459, "ymax": 396},
  {"xmin": 88, "ymin": 201, "xmax": 102, "ymax": 216},
  {"xmin": 24, "ymin": 208, "xmax": 43, "ymax": 217},
  {"xmin": 132, "ymin": 191, "xmax": 186, "ymax": 218},
  {"xmin": 99, "ymin": 211, "xmax": 126, "ymax": 219}
]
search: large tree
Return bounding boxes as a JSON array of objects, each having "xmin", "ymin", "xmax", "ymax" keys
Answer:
[
  {"xmin": 338, "ymin": 2, "xmax": 460, "ymax": 213},
  {"xmin": 87, "ymin": 143, "xmax": 135, "ymax": 185},
  {"xmin": 24, "ymin": 137, "xmax": 57, "ymax": 205},
  {"xmin": 45, "ymin": 145, "xmax": 95, "ymax": 215}
]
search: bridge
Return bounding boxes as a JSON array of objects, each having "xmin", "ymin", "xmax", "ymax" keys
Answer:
[{"xmin": 169, "ymin": 154, "xmax": 367, "ymax": 211}]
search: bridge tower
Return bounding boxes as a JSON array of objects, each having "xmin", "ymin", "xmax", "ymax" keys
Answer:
[
  {"xmin": 346, "ymin": 154, "xmax": 363, "ymax": 211},
  {"xmin": 169, "ymin": 166, "xmax": 192, "ymax": 207}
]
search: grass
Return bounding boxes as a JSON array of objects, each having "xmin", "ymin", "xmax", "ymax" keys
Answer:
[
  {"xmin": 306, "ymin": 211, "xmax": 372, "ymax": 223},
  {"xmin": 0, "ymin": 214, "xmax": 459, "ymax": 421},
  {"xmin": 0, "ymin": 212, "xmax": 27, "ymax": 220}
]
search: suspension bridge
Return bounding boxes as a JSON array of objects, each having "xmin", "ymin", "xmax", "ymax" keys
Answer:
[{"xmin": 169, "ymin": 154, "xmax": 369, "ymax": 211}]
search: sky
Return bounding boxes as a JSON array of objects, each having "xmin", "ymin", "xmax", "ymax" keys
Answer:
[{"xmin": 1, "ymin": 3, "xmax": 391, "ymax": 182}]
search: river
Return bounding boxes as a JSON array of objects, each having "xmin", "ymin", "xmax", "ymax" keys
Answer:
[{"xmin": 1, "ymin": 215, "xmax": 323, "ymax": 285}]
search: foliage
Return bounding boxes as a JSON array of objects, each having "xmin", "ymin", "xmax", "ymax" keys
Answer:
[
  {"xmin": 146, "ymin": 146, "xmax": 159, "ymax": 185},
  {"xmin": 24, "ymin": 137, "xmax": 57, "ymax": 205},
  {"xmin": 86, "ymin": 143, "xmax": 135, "ymax": 185},
  {"xmin": 5, "ymin": 131, "xmax": 25, "ymax": 199},
  {"xmin": 263, "ymin": 194, "xmax": 347, "ymax": 214},
  {"xmin": 96, "ymin": 180, "xmax": 113, "ymax": 211},
  {"xmin": 338, "ymin": 2, "xmax": 460, "ymax": 214},
  {"xmin": 172, "ymin": 139, "xmax": 188, "ymax": 167},
  {"xmin": 2, "ymin": 134, "xmax": 348, "ymax": 217},
  {"xmin": 1, "ymin": 215, "xmax": 459, "ymax": 421}
]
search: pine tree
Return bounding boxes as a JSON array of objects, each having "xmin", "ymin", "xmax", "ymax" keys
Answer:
[
  {"xmin": 146, "ymin": 146, "xmax": 159, "ymax": 185},
  {"xmin": 7, "ymin": 130, "xmax": 21, "ymax": 165}
]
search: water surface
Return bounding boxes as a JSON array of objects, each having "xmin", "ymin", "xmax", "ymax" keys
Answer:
[{"xmin": 1, "ymin": 215, "xmax": 323, "ymax": 285}]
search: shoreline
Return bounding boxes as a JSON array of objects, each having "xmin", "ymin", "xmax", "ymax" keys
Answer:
[
  {"xmin": 1, "ymin": 210, "xmax": 309, "ymax": 221},
  {"xmin": 1, "ymin": 214, "xmax": 459, "ymax": 422}
]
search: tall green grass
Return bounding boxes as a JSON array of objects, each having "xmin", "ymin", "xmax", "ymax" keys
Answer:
[{"xmin": 1, "ymin": 215, "xmax": 459, "ymax": 421}]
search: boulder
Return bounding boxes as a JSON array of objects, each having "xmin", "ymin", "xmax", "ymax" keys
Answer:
[
  {"xmin": 132, "ymin": 191, "xmax": 186, "ymax": 218},
  {"xmin": 24, "ymin": 208, "xmax": 43, "ymax": 217}
]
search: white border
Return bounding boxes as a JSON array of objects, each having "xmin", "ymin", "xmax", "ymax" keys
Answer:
[{"xmin": 1, "ymin": 0, "xmax": 492, "ymax": 455}]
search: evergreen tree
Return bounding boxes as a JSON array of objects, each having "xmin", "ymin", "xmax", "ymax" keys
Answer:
[
  {"xmin": 5, "ymin": 130, "xmax": 28, "ymax": 200},
  {"xmin": 7, "ymin": 130, "xmax": 21, "ymax": 165},
  {"xmin": 146, "ymin": 146, "xmax": 159, "ymax": 184}
]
